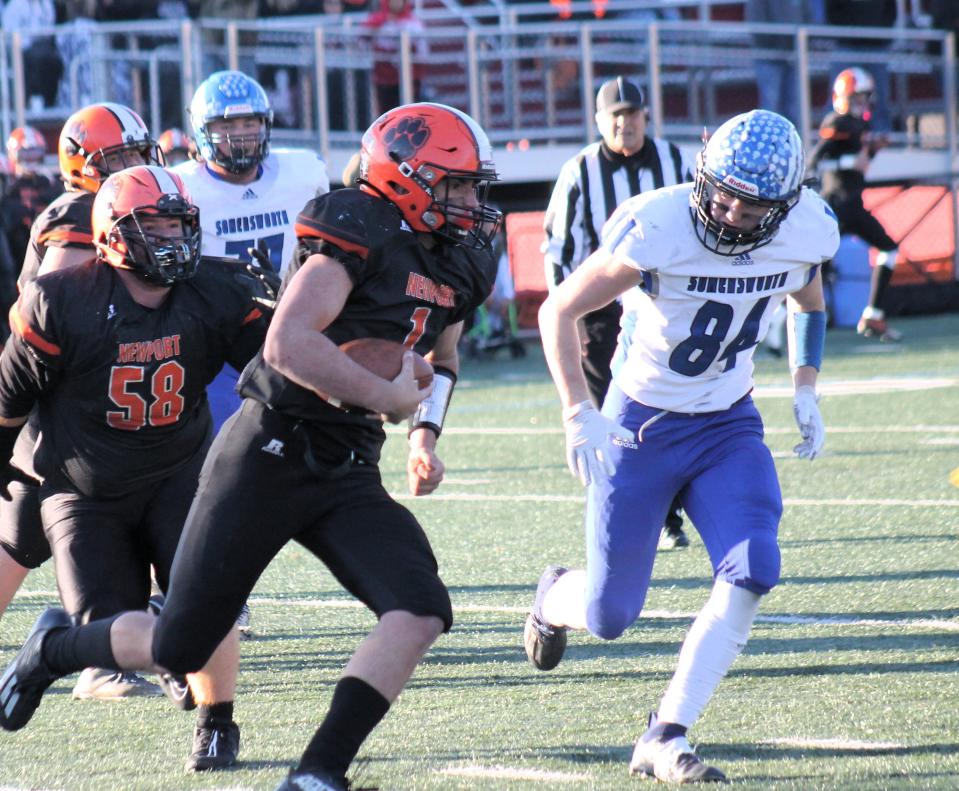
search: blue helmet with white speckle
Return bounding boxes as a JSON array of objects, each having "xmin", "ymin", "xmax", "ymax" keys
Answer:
[
  {"xmin": 690, "ymin": 109, "xmax": 803, "ymax": 256},
  {"xmin": 189, "ymin": 71, "xmax": 273, "ymax": 174}
]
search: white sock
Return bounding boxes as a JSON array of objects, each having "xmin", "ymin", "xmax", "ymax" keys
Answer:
[
  {"xmin": 542, "ymin": 569, "xmax": 588, "ymax": 630},
  {"xmin": 656, "ymin": 580, "xmax": 761, "ymax": 728}
]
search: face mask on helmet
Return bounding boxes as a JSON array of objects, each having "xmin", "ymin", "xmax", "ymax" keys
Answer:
[
  {"xmin": 690, "ymin": 109, "xmax": 803, "ymax": 257},
  {"xmin": 59, "ymin": 103, "xmax": 162, "ymax": 193},
  {"xmin": 190, "ymin": 71, "xmax": 273, "ymax": 175},
  {"xmin": 95, "ymin": 166, "xmax": 201, "ymax": 286},
  {"xmin": 358, "ymin": 103, "xmax": 502, "ymax": 250}
]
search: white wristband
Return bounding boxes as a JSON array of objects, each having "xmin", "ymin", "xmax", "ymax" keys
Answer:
[{"xmin": 409, "ymin": 368, "xmax": 456, "ymax": 438}]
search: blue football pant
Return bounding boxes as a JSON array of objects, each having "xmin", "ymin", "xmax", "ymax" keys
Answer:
[{"xmin": 584, "ymin": 386, "xmax": 782, "ymax": 640}]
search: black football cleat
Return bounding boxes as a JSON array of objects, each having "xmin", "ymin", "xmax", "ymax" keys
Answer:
[
  {"xmin": 185, "ymin": 719, "xmax": 240, "ymax": 771},
  {"xmin": 147, "ymin": 594, "xmax": 197, "ymax": 710},
  {"xmin": 0, "ymin": 607, "xmax": 72, "ymax": 731},
  {"xmin": 275, "ymin": 768, "xmax": 352, "ymax": 790},
  {"xmin": 523, "ymin": 565, "xmax": 568, "ymax": 671},
  {"xmin": 659, "ymin": 523, "xmax": 690, "ymax": 550},
  {"xmin": 158, "ymin": 670, "xmax": 196, "ymax": 711}
]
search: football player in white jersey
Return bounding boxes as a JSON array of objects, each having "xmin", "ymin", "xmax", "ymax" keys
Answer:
[
  {"xmin": 525, "ymin": 110, "xmax": 839, "ymax": 783},
  {"xmin": 174, "ymin": 70, "xmax": 330, "ymax": 435}
]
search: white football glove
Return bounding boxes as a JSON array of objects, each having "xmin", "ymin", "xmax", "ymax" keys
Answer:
[
  {"xmin": 792, "ymin": 385, "xmax": 825, "ymax": 461},
  {"xmin": 563, "ymin": 401, "xmax": 635, "ymax": 486}
]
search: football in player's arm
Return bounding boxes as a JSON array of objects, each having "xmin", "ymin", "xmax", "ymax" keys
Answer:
[{"xmin": 0, "ymin": 103, "xmax": 501, "ymax": 791}]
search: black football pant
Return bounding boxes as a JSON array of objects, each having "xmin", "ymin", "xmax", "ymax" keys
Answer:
[
  {"xmin": 40, "ymin": 447, "xmax": 206, "ymax": 625},
  {"xmin": 153, "ymin": 399, "xmax": 453, "ymax": 676}
]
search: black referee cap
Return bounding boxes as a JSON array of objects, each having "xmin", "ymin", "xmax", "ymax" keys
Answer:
[{"xmin": 595, "ymin": 77, "xmax": 646, "ymax": 114}]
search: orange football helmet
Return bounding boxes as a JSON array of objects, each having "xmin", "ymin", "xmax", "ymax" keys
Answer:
[
  {"xmin": 93, "ymin": 165, "xmax": 200, "ymax": 286},
  {"xmin": 832, "ymin": 67, "xmax": 875, "ymax": 118},
  {"xmin": 58, "ymin": 102, "xmax": 162, "ymax": 193},
  {"xmin": 157, "ymin": 127, "xmax": 192, "ymax": 165},
  {"xmin": 6, "ymin": 126, "xmax": 46, "ymax": 170},
  {"xmin": 358, "ymin": 102, "xmax": 501, "ymax": 249}
]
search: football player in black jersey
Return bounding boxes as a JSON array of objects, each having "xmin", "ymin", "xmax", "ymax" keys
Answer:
[
  {"xmin": 0, "ymin": 104, "xmax": 164, "ymax": 701},
  {"xmin": 809, "ymin": 67, "xmax": 901, "ymax": 342},
  {"xmin": 0, "ymin": 165, "xmax": 271, "ymax": 769},
  {"xmin": 0, "ymin": 103, "xmax": 501, "ymax": 791}
]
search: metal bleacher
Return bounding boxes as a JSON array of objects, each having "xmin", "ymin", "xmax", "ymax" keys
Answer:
[{"xmin": 1, "ymin": 0, "xmax": 956, "ymax": 185}]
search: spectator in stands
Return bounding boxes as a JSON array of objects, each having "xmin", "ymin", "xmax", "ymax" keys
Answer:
[
  {"xmin": 810, "ymin": 66, "xmax": 901, "ymax": 341},
  {"xmin": 542, "ymin": 76, "xmax": 694, "ymax": 551},
  {"xmin": 746, "ymin": 0, "xmax": 824, "ymax": 128},
  {"xmin": 199, "ymin": 0, "xmax": 258, "ymax": 74},
  {"xmin": 362, "ymin": 0, "xmax": 428, "ymax": 115},
  {"xmin": 825, "ymin": 0, "xmax": 898, "ymax": 132},
  {"xmin": 2, "ymin": 0, "xmax": 63, "ymax": 109}
]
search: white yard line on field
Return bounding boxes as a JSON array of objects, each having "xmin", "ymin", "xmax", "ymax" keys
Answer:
[
  {"xmin": 387, "ymin": 424, "xmax": 959, "ymax": 436},
  {"xmin": 438, "ymin": 765, "xmax": 590, "ymax": 783},
  {"xmin": 386, "ymin": 492, "xmax": 959, "ymax": 507},
  {"xmin": 12, "ymin": 593, "xmax": 934, "ymax": 633},
  {"xmin": 760, "ymin": 737, "xmax": 907, "ymax": 750},
  {"xmin": 14, "ymin": 593, "xmax": 958, "ymax": 633}
]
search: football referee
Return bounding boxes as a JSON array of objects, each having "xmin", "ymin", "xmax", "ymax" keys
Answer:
[{"xmin": 542, "ymin": 75, "xmax": 693, "ymax": 549}]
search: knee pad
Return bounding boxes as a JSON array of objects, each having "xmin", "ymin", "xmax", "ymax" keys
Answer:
[
  {"xmin": 876, "ymin": 249, "xmax": 898, "ymax": 270},
  {"xmin": 152, "ymin": 626, "xmax": 215, "ymax": 676},
  {"xmin": 715, "ymin": 532, "xmax": 781, "ymax": 595},
  {"xmin": 585, "ymin": 600, "xmax": 638, "ymax": 641}
]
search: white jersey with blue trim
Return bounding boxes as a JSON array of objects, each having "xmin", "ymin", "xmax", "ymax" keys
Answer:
[
  {"xmin": 173, "ymin": 148, "xmax": 329, "ymax": 274},
  {"xmin": 605, "ymin": 183, "xmax": 839, "ymax": 413}
]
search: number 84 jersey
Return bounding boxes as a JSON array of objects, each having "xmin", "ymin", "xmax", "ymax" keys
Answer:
[{"xmin": 605, "ymin": 184, "xmax": 839, "ymax": 413}]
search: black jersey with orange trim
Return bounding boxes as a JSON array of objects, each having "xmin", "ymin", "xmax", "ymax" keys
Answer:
[
  {"xmin": 238, "ymin": 187, "xmax": 497, "ymax": 464},
  {"xmin": 19, "ymin": 189, "xmax": 95, "ymax": 290},
  {"xmin": 808, "ymin": 112, "xmax": 869, "ymax": 200},
  {"xmin": 0, "ymin": 257, "xmax": 269, "ymax": 497}
]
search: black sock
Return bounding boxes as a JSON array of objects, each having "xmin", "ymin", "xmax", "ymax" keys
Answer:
[
  {"xmin": 297, "ymin": 676, "xmax": 390, "ymax": 778},
  {"xmin": 42, "ymin": 617, "xmax": 120, "ymax": 676},
  {"xmin": 867, "ymin": 264, "xmax": 894, "ymax": 310},
  {"xmin": 197, "ymin": 701, "xmax": 234, "ymax": 727}
]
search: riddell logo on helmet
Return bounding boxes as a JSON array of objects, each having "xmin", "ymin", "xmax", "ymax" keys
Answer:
[{"xmin": 722, "ymin": 175, "xmax": 759, "ymax": 196}]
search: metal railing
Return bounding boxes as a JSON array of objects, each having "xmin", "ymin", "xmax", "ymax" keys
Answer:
[{"xmin": 1, "ymin": 14, "xmax": 955, "ymax": 161}]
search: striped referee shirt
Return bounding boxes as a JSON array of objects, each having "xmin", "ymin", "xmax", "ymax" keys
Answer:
[{"xmin": 543, "ymin": 137, "xmax": 693, "ymax": 289}]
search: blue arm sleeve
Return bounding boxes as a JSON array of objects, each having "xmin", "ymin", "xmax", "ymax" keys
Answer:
[{"xmin": 789, "ymin": 310, "xmax": 827, "ymax": 371}]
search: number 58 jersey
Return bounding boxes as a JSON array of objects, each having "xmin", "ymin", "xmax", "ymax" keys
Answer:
[
  {"xmin": 0, "ymin": 259, "xmax": 270, "ymax": 498},
  {"xmin": 605, "ymin": 184, "xmax": 839, "ymax": 413}
]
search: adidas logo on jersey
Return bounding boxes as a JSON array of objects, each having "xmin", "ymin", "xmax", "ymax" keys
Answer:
[
  {"xmin": 732, "ymin": 252, "xmax": 754, "ymax": 266},
  {"xmin": 241, "ymin": 187, "xmax": 258, "ymax": 200},
  {"xmin": 261, "ymin": 439, "xmax": 285, "ymax": 457}
]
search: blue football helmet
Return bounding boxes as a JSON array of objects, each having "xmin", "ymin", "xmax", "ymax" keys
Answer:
[
  {"xmin": 189, "ymin": 70, "xmax": 273, "ymax": 174},
  {"xmin": 690, "ymin": 109, "xmax": 803, "ymax": 256}
]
